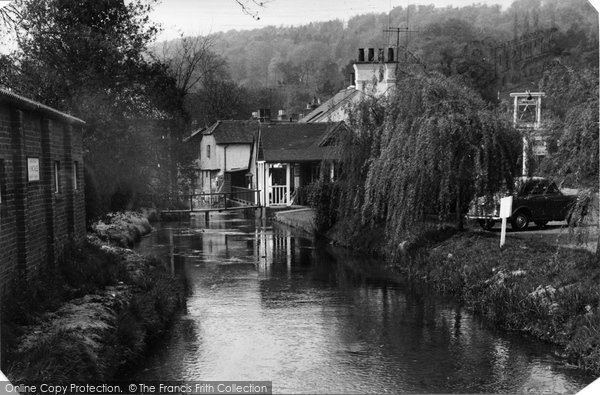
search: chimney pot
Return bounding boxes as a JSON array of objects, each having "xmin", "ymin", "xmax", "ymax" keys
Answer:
[
  {"xmin": 358, "ymin": 48, "xmax": 365, "ymax": 62},
  {"xmin": 258, "ymin": 108, "xmax": 271, "ymax": 123}
]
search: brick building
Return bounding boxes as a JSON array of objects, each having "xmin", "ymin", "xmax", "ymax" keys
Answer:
[{"xmin": 0, "ymin": 89, "xmax": 85, "ymax": 286}]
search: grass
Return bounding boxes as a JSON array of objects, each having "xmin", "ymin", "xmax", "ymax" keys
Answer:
[
  {"xmin": 3, "ymin": 235, "xmax": 187, "ymax": 382},
  {"xmin": 91, "ymin": 211, "xmax": 154, "ymax": 247},
  {"xmin": 397, "ymin": 230, "xmax": 600, "ymax": 374}
]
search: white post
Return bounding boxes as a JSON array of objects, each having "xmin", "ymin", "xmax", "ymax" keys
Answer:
[
  {"xmin": 499, "ymin": 196, "xmax": 513, "ymax": 248},
  {"xmin": 285, "ymin": 163, "xmax": 291, "ymax": 206},
  {"xmin": 500, "ymin": 217, "xmax": 508, "ymax": 248},
  {"xmin": 522, "ymin": 135, "xmax": 528, "ymax": 176}
]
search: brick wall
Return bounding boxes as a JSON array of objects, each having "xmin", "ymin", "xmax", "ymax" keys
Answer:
[{"xmin": 0, "ymin": 94, "xmax": 85, "ymax": 288}]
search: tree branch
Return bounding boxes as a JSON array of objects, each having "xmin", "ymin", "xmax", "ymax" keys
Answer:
[{"xmin": 234, "ymin": 0, "xmax": 269, "ymax": 20}]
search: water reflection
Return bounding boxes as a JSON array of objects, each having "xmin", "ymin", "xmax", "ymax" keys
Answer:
[{"xmin": 133, "ymin": 212, "xmax": 593, "ymax": 393}]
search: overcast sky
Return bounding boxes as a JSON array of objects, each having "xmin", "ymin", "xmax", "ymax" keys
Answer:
[
  {"xmin": 151, "ymin": 0, "xmax": 514, "ymax": 40},
  {"xmin": 1, "ymin": 0, "xmax": 598, "ymax": 44},
  {"xmin": 150, "ymin": 0, "xmax": 600, "ymax": 41}
]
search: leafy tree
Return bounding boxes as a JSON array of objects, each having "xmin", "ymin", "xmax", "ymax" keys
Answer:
[
  {"xmin": 539, "ymin": 65, "xmax": 599, "ymax": 188},
  {"xmin": 362, "ymin": 72, "xmax": 521, "ymax": 243},
  {"xmin": 7, "ymin": 0, "xmax": 183, "ymax": 215}
]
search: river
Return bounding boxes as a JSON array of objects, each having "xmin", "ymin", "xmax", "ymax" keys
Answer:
[{"xmin": 132, "ymin": 211, "xmax": 594, "ymax": 394}]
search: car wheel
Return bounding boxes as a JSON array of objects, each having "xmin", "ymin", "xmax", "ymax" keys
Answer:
[
  {"xmin": 511, "ymin": 212, "xmax": 529, "ymax": 231},
  {"xmin": 478, "ymin": 219, "xmax": 495, "ymax": 231},
  {"xmin": 534, "ymin": 220, "xmax": 548, "ymax": 229}
]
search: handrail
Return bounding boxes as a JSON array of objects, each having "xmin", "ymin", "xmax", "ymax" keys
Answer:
[{"xmin": 144, "ymin": 188, "xmax": 262, "ymax": 211}]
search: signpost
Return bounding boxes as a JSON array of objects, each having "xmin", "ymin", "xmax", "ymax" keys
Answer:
[{"xmin": 499, "ymin": 196, "xmax": 513, "ymax": 248}]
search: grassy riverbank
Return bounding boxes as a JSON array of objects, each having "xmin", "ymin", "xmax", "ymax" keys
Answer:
[
  {"xmin": 3, "ymin": 211, "xmax": 186, "ymax": 382},
  {"xmin": 394, "ymin": 230, "xmax": 600, "ymax": 374}
]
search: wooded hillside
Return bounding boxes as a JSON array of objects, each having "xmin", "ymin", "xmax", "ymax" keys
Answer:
[{"xmin": 183, "ymin": 0, "xmax": 597, "ymax": 118}]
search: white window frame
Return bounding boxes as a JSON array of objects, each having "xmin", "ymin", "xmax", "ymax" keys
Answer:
[
  {"xmin": 54, "ymin": 161, "xmax": 61, "ymax": 194},
  {"xmin": 73, "ymin": 161, "xmax": 78, "ymax": 190}
]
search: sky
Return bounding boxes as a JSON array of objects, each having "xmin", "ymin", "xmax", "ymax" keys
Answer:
[
  {"xmin": 148, "ymin": 0, "xmax": 600, "ymax": 41},
  {"xmin": 1, "ymin": 0, "xmax": 599, "ymax": 44},
  {"xmin": 150, "ymin": 0, "xmax": 517, "ymax": 41}
]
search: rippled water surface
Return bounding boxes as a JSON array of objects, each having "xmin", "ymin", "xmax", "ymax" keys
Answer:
[{"xmin": 132, "ymin": 212, "xmax": 594, "ymax": 393}]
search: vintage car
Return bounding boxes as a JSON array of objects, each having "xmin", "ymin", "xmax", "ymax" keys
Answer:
[{"xmin": 467, "ymin": 177, "xmax": 578, "ymax": 231}]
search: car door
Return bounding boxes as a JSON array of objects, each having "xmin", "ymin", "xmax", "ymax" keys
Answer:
[
  {"xmin": 520, "ymin": 179, "xmax": 548, "ymax": 220},
  {"xmin": 545, "ymin": 182, "xmax": 574, "ymax": 220}
]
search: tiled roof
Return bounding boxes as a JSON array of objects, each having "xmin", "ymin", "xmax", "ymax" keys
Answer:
[
  {"xmin": 203, "ymin": 120, "xmax": 258, "ymax": 144},
  {"xmin": 259, "ymin": 122, "xmax": 343, "ymax": 162},
  {"xmin": 299, "ymin": 87, "xmax": 365, "ymax": 123},
  {"xmin": 182, "ymin": 126, "xmax": 206, "ymax": 142}
]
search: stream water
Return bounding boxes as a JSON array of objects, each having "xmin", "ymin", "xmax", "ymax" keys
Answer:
[{"xmin": 131, "ymin": 212, "xmax": 594, "ymax": 393}]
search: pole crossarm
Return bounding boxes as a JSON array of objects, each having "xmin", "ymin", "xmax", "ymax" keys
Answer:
[{"xmin": 383, "ymin": 26, "xmax": 420, "ymax": 60}]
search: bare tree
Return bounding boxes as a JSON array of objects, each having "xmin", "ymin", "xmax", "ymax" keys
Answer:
[
  {"xmin": 0, "ymin": 1, "xmax": 20, "ymax": 32},
  {"xmin": 154, "ymin": 35, "xmax": 225, "ymax": 96}
]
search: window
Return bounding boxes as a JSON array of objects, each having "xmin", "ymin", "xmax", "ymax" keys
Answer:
[
  {"xmin": 207, "ymin": 144, "xmax": 211, "ymax": 159},
  {"xmin": 54, "ymin": 161, "xmax": 61, "ymax": 193},
  {"xmin": 546, "ymin": 182, "xmax": 559, "ymax": 195},
  {"xmin": 73, "ymin": 161, "xmax": 78, "ymax": 190}
]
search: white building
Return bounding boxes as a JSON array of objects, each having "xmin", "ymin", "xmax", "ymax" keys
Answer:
[
  {"xmin": 300, "ymin": 47, "xmax": 398, "ymax": 123},
  {"xmin": 186, "ymin": 120, "xmax": 259, "ymax": 194}
]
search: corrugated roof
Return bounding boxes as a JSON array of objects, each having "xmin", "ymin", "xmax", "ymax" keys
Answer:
[
  {"xmin": 203, "ymin": 120, "xmax": 258, "ymax": 144},
  {"xmin": 299, "ymin": 87, "xmax": 364, "ymax": 123},
  {"xmin": 0, "ymin": 88, "xmax": 85, "ymax": 125},
  {"xmin": 259, "ymin": 122, "xmax": 342, "ymax": 162}
]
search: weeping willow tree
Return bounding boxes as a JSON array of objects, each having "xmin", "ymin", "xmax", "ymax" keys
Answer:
[{"xmin": 361, "ymin": 72, "xmax": 521, "ymax": 248}]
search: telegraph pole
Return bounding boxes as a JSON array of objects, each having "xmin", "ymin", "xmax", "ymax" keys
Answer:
[
  {"xmin": 384, "ymin": 0, "xmax": 418, "ymax": 62},
  {"xmin": 383, "ymin": 26, "xmax": 419, "ymax": 61}
]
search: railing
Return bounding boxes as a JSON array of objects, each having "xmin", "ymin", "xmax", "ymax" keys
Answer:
[
  {"xmin": 143, "ymin": 187, "xmax": 261, "ymax": 211},
  {"xmin": 189, "ymin": 187, "xmax": 260, "ymax": 210},
  {"xmin": 230, "ymin": 186, "xmax": 258, "ymax": 206},
  {"xmin": 270, "ymin": 185, "xmax": 288, "ymax": 206}
]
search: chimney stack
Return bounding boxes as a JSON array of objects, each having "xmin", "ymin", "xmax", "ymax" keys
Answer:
[
  {"xmin": 258, "ymin": 109, "xmax": 271, "ymax": 123},
  {"xmin": 388, "ymin": 48, "xmax": 395, "ymax": 63}
]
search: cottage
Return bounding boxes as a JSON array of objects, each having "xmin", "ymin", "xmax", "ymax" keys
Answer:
[
  {"xmin": 186, "ymin": 120, "xmax": 259, "ymax": 195},
  {"xmin": 255, "ymin": 122, "xmax": 347, "ymax": 207}
]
